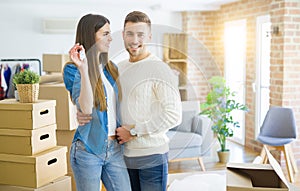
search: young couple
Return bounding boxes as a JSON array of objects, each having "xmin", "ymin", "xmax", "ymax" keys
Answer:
[{"xmin": 63, "ymin": 11, "xmax": 182, "ymax": 191}]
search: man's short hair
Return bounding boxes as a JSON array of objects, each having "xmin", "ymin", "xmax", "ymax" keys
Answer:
[{"xmin": 124, "ymin": 11, "xmax": 151, "ymax": 29}]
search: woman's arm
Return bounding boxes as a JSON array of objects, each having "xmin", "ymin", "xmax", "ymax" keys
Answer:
[{"xmin": 69, "ymin": 44, "xmax": 93, "ymax": 114}]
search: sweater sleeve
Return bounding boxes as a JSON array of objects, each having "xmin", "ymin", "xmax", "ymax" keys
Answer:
[{"xmin": 134, "ymin": 79, "xmax": 182, "ymax": 135}]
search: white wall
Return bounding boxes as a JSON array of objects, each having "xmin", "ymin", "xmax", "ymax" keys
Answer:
[{"xmin": 0, "ymin": 2, "xmax": 182, "ymax": 68}]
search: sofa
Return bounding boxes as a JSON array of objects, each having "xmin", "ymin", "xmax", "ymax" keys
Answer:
[{"xmin": 166, "ymin": 101, "xmax": 213, "ymax": 171}]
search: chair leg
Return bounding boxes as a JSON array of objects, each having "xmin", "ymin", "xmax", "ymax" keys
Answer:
[
  {"xmin": 283, "ymin": 145, "xmax": 294, "ymax": 183},
  {"xmin": 197, "ymin": 157, "xmax": 206, "ymax": 172},
  {"xmin": 262, "ymin": 144, "xmax": 297, "ymax": 183},
  {"xmin": 169, "ymin": 157, "xmax": 206, "ymax": 171},
  {"xmin": 286, "ymin": 144, "xmax": 299, "ymax": 173},
  {"xmin": 259, "ymin": 145, "xmax": 268, "ymax": 164}
]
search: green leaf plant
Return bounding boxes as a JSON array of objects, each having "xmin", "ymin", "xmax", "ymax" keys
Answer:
[
  {"xmin": 13, "ymin": 69, "xmax": 40, "ymax": 85},
  {"xmin": 200, "ymin": 76, "xmax": 248, "ymax": 152}
]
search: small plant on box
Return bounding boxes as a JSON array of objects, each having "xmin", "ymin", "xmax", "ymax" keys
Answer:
[
  {"xmin": 13, "ymin": 69, "xmax": 40, "ymax": 85},
  {"xmin": 13, "ymin": 69, "xmax": 40, "ymax": 103}
]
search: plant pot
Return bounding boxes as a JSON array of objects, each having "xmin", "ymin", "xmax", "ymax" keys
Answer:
[
  {"xmin": 16, "ymin": 83, "xmax": 39, "ymax": 103},
  {"xmin": 217, "ymin": 150, "xmax": 230, "ymax": 164}
]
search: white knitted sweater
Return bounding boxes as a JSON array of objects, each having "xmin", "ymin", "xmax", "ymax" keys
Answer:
[{"xmin": 118, "ymin": 54, "xmax": 182, "ymax": 157}]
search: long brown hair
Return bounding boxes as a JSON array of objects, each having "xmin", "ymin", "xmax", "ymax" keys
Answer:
[{"xmin": 75, "ymin": 14, "xmax": 121, "ymax": 111}]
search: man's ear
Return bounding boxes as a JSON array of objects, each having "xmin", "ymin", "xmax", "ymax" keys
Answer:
[
  {"xmin": 122, "ymin": 30, "xmax": 125, "ymax": 40},
  {"xmin": 148, "ymin": 33, "xmax": 152, "ymax": 40}
]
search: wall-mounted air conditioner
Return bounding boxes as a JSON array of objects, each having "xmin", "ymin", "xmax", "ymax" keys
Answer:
[{"xmin": 42, "ymin": 18, "xmax": 77, "ymax": 34}]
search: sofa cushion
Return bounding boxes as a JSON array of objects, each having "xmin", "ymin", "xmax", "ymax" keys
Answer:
[
  {"xmin": 171, "ymin": 110, "xmax": 196, "ymax": 132},
  {"xmin": 167, "ymin": 130, "xmax": 203, "ymax": 150}
]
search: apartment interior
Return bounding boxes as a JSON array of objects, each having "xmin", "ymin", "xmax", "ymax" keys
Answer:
[{"xmin": 0, "ymin": 0, "xmax": 299, "ymax": 190}]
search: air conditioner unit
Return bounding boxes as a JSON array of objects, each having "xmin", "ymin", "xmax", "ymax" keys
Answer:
[{"xmin": 42, "ymin": 18, "xmax": 77, "ymax": 34}]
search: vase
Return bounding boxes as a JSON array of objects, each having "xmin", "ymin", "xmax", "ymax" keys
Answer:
[
  {"xmin": 217, "ymin": 150, "xmax": 230, "ymax": 164},
  {"xmin": 16, "ymin": 83, "xmax": 39, "ymax": 103}
]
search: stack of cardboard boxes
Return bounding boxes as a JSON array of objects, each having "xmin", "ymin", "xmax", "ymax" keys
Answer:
[
  {"xmin": 39, "ymin": 84, "xmax": 77, "ymax": 190},
  {"xmin": 39, "ymin": 54, "xmax": 78, "ymax": 191},
  {"xmin": 0, "ymin": 99, "xmax": 70, "ymax": 190}
]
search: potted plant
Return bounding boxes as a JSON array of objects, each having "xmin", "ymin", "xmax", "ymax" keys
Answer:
[
  {"xmin": 13, "ymin": 69, "xmax": 40, "ymax": 103},
  {"xmin": 200, "ymin": 76, "xmax": 248, "ymax": 163}
]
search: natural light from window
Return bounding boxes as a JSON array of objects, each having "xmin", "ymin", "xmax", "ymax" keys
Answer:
[{"xmin": 224, "ymin": 19, "xmax": 246, "ymax": 145}]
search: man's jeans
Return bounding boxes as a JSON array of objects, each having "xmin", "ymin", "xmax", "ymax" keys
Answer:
[
  {"xmin": 70, "ymin": 139, "xmax": 131, "ymax": 191},
  {"xmin": 126, "ymin": 153, "xmax": 168, "ymax": 191}
]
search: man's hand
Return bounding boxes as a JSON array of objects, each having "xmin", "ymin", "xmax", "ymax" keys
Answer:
[
  {"xmin": 77, "ymin": 110, "xmax": 92, "ymax": 126},
  {"xmin": 115, "ymin": 126, "xmax": 134, "ymax": 144}
]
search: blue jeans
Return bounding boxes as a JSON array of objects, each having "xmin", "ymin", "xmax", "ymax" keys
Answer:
[
  {"xmin": 125, "ymin": 154, "xmax": 168, "ymax": 191},
  {"xmin": 70, "ymin": 139, "xmax": 131, "ymax": 191}
]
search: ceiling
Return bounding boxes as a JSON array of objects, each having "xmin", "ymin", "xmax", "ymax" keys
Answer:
[
  {"xmin": 145, "ymin": 0, "xmax": 240, "ymax": 11},
  {"xmin": 5, "ymin": 0, "xmax": 240, "ymax": 11}
]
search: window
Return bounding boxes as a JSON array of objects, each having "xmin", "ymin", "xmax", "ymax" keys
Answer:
[
  {"xmin": 224, "ymin": 19, "xmax": 247, "ymax": 145},
  {"xmin": 255, "ymin": 15, "xmax": 271, "ymax": 137}
]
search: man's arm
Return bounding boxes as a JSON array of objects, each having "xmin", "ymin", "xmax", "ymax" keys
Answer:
[
  {"xmin": 77, "ymin": 114, "xmax": 133, "ymax": 144},
  {"xmin": 134, "ymin": 80, "xmax": 182, "ymax": 135},
  {"xmin": 77, "ymin": 110, "xmax": 92, "ymax": 126}
]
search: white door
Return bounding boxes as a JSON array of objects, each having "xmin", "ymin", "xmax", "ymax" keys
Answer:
[
  {"xmin": 224, "ymin": 19, "xmax": 247, "ymax": 145},
  {"xmin": 255, "ymin": 15, "xmax": 271, "ymax": 137}
]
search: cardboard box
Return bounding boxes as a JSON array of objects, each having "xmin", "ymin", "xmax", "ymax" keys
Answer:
[
  {"xmin": 39, "ymin": 84, "xmax": 78, "ymax": 130},
  {"xmin": 56, "ymin": 130, "xmax": 76, "ymax": 171},
  {"xmin": 56, "ymin": 130, "xmax": 75, "ymax": 190},
  {"xmin": 227, "ymin": 146, "xmax": 290, "ymax": 191},
  {"xmin": 42, "ymin": 54, "xmax": 69, "ymax": 73},
  {"xmin": 56, "ymin": 130, "xmax": 75, "ymax": 147},
  {"xmin": 67, "ymin": 172, "xmax": 77, "ymax": 191},
  {"xmin": 0, "ymin": 124, "xmax": 57, "ymax": 155},
  {"xmin": 0, "ymin": 146, "xmax": 67, "ymax": 188},
  {"xmin": 0, "ymin": 99, "xmax": 56, "ymax": 130},
  {"xmin": 0, "ymin": 176, "xmax": 71, "ymax": 191}
]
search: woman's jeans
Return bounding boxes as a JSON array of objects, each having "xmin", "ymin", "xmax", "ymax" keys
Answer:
[{"xmin": 70, "ymin": 139, "xmax": 131, "ymax": 191}]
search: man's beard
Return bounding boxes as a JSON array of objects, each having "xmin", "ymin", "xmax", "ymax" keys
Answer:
[{"xmin": 127, "ymin": 44, "xmax": 145, "ymax": 56}]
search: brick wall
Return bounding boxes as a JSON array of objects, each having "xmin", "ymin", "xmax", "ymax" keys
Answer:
[
  {"xmin": 182, "ymin": 12, "xmax": 221, "ymax": 101},
  {"xmin": 182, "ymin": 0, "xmax": 300, "ymax": 164},
  {"xmin": 274, "ymin": 0, "xmax": 300, "ymax": 159}
]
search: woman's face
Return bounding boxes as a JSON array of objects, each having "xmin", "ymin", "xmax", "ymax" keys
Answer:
[{"xmin": 95, "ymin": 22, "xmax": 112, "ymax": 52}]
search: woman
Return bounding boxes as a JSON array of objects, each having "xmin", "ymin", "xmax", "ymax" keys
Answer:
[{"xmin": 63, "ymin": 14, "xmax": 131, "ymax": 191}]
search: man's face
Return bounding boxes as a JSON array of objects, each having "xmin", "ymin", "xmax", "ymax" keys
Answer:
[{"xmin": 123, "ymin": 21, "xmax": 152, "ymax": 62}]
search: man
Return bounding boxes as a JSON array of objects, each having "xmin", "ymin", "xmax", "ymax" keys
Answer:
[
  {"xmin": 115, "ymin": 11, "xmax": 182, "ymax": 191},
  {"xmin": 78, "ymin": 11, "xmax": 182, "ymax": 191}
]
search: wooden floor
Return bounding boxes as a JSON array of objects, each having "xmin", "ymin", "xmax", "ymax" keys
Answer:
[{"xmin": 168, "ymin": 140, "xmax": 300, "ymax": 188}]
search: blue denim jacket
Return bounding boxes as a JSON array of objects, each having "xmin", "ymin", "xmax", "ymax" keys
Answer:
[{"xmin": 63, "ymin": 63, "xmax": 121, "ymax": 155}]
